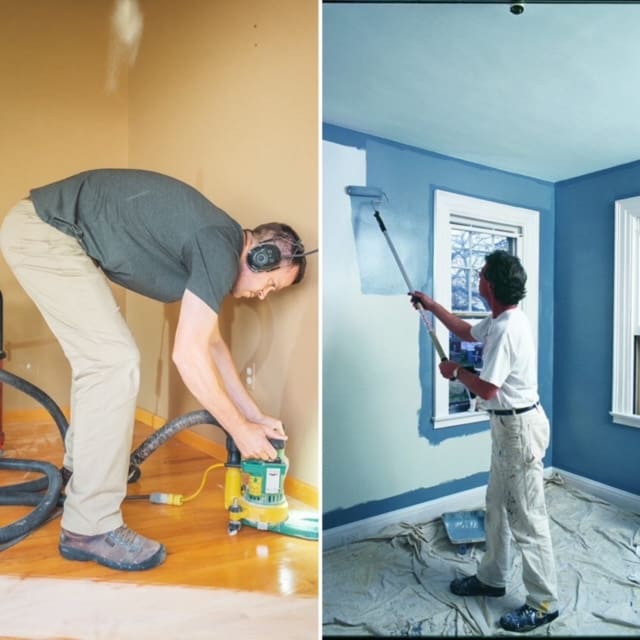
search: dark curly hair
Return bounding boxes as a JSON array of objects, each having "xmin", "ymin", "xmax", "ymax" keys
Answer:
[{"xmin": 483, "ymin": 250, "xmax": 527, "ymax": 305}]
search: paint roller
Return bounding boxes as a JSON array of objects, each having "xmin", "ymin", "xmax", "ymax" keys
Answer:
[{"xmin": 346, "ymin": 186, "xmax": 448, "ymax": 362}]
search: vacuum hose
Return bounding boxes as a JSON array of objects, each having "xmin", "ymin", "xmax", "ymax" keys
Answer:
[
  {"xmin": 0, "ymin": 367, "xmax": 67, "ymax": 546},
  {"xmin": 128, "ymin": 409, "xmax": 226, "ymax": 482}
]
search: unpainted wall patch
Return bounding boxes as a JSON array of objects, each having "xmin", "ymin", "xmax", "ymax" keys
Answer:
[{"xmin": 348, "ymin": 194, "xmax": 419, "ymax": 295}]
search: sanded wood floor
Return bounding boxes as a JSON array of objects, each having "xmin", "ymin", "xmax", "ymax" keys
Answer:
[{"xmin": 0, "ymin": 418, "xmax": 319, "ymax": 595}]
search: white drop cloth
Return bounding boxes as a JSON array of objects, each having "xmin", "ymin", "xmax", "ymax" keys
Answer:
[{"xmin": 323, "ymin": 475, "xmax": 640, "ymax": 636}]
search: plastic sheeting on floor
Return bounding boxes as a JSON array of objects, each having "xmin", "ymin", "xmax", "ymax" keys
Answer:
[{"xmin": 323, "ymin": 474, "xmax": 640, "ymax": 636}]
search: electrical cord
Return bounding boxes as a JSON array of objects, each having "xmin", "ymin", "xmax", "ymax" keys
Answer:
[{"xmin": 149, "ymin": 463, "xmax": 225, "ymax": 506}]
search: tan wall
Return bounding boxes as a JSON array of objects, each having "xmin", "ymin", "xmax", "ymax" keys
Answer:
[
  {"xmin": 0, "ymin": 1, "xmax": 129, "ymax": 409},
  {"xmin": 0, "ymin": 1, "xmax": 319, "ymax": 488},
  {"xmin": 126, "ymin": 0, "xmax": 319, "ymax": 486}
]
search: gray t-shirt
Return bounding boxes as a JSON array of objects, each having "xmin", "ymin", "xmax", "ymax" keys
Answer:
[{"xmin": 30, "ymin": 169, "xmax": 244, "ymax": 313}]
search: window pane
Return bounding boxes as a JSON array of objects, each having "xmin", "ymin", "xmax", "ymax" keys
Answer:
[
  {"xmin": 450, "ymin": 229, "xmax": 515, "ymax": 314},
  {"xmin": 451, "ymin": 267, "xmax": 468, "ymax": 310},
  {"xmin": 448, "ymin": 330, "xmax": 484, "ymax": 413}
]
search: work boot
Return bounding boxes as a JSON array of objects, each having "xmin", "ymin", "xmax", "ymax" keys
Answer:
[
  {"xmin": 499, "ymin": 604, "xmax": 559, "ymax": 632},
  {"xmin": 450, "ymin": 574, "xmax": 506, "ymax": 597},
  {"xmin": 59, "ymin": 525, "xmax": 166, "ymax": 571}
]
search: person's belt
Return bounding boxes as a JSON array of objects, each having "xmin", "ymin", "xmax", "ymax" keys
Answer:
[{"xmin": 488, "ymin": 402, "xmax": 539, "ymax": 415}]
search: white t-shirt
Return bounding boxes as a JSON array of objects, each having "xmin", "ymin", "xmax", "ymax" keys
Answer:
[{"xmin": 470, "ymin": 307, "xmax": 539, "ymax": 410}]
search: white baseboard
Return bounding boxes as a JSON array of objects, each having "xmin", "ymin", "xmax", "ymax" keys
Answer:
[
  {"xmin": 553, "ymin": 467, "xmax": 640, "ymax": 515},
  {"xmin": 323, "ymin": 466, "xmax": 564, "ymax": 551}
]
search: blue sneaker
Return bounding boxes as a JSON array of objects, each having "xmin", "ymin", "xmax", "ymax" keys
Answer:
[{"xmin": 499, "ymin": 604, "xmax": 559, "ymax": 633}]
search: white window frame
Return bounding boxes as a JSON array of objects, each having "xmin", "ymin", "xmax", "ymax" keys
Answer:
[
  {"xmin": 611, "ymin": 195, "xmax": 640, "ymax": 429},
  {"xmin": 433, "ymin": 190, "xmax": 540, "ymax": 428}
]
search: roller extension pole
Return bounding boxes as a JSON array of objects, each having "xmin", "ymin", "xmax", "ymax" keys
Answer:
[{"xmin": 373, "ymin": 211, "xmax": 448, "ymax": 361}]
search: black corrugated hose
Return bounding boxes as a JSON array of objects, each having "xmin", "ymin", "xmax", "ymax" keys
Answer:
[
  {"xmin": 128, "ymin": 409, "xmax": 227, "ymax": 482},
  {"xmin": 0, "ymin": 367, "xmax": 66, "ymax": 549}
]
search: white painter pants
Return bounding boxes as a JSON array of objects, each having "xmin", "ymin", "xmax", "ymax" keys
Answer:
[
  {"xmin": 0, "ymin": 199, "xmax": 140, "ymax": 535},
  {"xmin": 477, "ymin": 405, "xmax": 559, "ymax": 612}
]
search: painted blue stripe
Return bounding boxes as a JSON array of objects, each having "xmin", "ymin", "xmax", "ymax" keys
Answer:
[{"xmin": 323, "ymin": 471, "xmax": 489, "ymax": 529}]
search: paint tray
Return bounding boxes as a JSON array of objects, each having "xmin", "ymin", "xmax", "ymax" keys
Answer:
[{"xmin": 442, "ymin": 510, "xmax": 486, "ymax": 545}]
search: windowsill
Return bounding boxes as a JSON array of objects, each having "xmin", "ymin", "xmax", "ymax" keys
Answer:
[
  {"xmin": 433, "ymin": 411, "xmax": 490, "ymax": 429},
  {"xmin": 610, "ymin": 412, "xmax": 640, "ymax": 429}
]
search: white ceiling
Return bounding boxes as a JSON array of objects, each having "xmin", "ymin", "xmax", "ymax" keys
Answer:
[{"xmin": 323, "ymin": 1, "xmax": 640, "ymax": 182}]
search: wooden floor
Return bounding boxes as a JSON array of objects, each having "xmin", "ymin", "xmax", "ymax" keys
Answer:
[{"xmin": 0, "ymin": 419, "xmax": 319, "ymax": 639}]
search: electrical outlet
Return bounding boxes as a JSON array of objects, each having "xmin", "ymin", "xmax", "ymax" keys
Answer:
[{"xmin": 245, "ymin": 364, "xmax": 255, "ymax": 389}]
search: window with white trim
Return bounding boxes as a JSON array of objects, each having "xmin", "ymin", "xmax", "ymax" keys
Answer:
[
  {"xmin": 433, "ymin": 190, "xmax": 540, "ymax": 428},
  {"xmin": 611, "ymin": 195, "xmax": 640, "ymax": 429}
]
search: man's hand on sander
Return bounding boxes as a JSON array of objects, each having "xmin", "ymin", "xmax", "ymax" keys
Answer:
[
  {"xmin": 233, "ymin": 417, "xmax": 286, "ymax": 461},
  {"xmin": 256, "ymin": 415, "xmax": 287, "ymax": 440}
]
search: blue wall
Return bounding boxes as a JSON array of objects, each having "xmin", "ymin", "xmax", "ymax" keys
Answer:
[
  {"xmin": 554, "ymin": 161, "xmax": 640, "ymax": 494},
  {"xmin": 323, "ymin": 124, "xmax": 557, "ymax": 527}
]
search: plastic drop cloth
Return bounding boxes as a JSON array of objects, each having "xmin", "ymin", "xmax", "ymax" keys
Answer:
[{"xmin": 323, "ymin": 474, "xmax": 640, "ymax": 637}]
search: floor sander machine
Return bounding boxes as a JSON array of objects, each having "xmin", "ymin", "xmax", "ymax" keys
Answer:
[
  {"xmin": 223, "ymin": 434, "xmax": 319, "ymax": 539},
  {"xmin": 127, "ymin": 410, "xmax": 319, "ymax": 541}
]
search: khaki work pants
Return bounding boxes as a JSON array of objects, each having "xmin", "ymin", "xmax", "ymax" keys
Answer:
[
  {"xmin": 477, "ymin": 405, "xmax": 559, "ymax": 612},
  {"xmin": 0, "ymin": 199, "xmax": 140, "ymax": 535}
]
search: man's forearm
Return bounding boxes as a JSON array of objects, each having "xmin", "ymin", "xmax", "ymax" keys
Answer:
[
  {"xmin": 209, "ymin": 339, "xmax": 264, "ymax": 422},
  {"xmin": 172, "ymin": 289, "xmax": 270, "ymax": 448},
  {"xmin": 173, "ymin": 346, "xmax": 250, "ymax": 438},
  {"xmin": 430, "ymin": 301, "xmax": 474, "ymax": 341}
]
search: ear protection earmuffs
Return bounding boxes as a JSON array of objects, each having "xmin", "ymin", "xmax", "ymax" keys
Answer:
[
  {"xmin": 247, "ymin": 241, "xmax": 284, "ymax": 273},
  {"xmin": 247, "ymin": 237, "xmax": 318, "ymax": 273}
]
